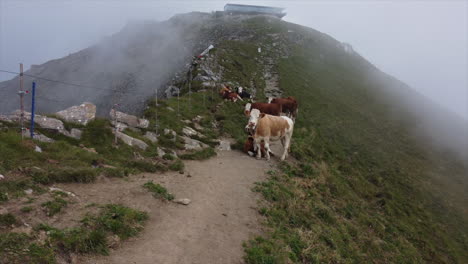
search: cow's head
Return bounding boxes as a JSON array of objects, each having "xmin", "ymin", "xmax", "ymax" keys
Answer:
[
  {"xmin": 238, "ymin": 86, "xmax": 243, "ymax": 94},
  {"xmin": 267, "ymin": 97, "xmax": 273, "ymax": 103},
  {"xmin": 245, "ymin": 108, "xmax": 261, "ymax": 134}
]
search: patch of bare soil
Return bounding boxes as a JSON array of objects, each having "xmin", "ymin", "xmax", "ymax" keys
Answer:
[{"xmin": 65, "ymin": 149, "xmax": 275, "ymax": 264}]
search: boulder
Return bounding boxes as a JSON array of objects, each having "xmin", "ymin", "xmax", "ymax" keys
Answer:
[
  {"xmin": 144, "ymin": 131, "xmax": 158, "ymax": 143},
  {"xmin": 182, "ymin": 126, "xmax": 205, "ymax": 138},
  {"xmin": 181, "ymin": 136, "xmax": 208, "ymax": 150},
  {"xmin": 10, "ymin": 110, "xmax": 64, "ymax": 130},
  {"xmin": 0, "ymin": 115, "xmax": 12, "ymax": 123},
  {"xmin": 111, "ymin": 121, "xmax": 128, "ymax": 132},
  {"xmin": 109, "ymin": 109, "xmax": 149, "ymax": 129},
  {"xmin": 35, "ymin": 146, "xmax": 42, "ymax": 152},
  {"xmin": 174, "ymin": 198, "xmax": 191, "ymax": 205},
  {"xmin": 55, "ymin": 102, "xmax": 96, "ymax": 125},
  {"xmin": 202, "ymin": 81, "xmax": 216, "ymax": 88},
  {"xmin": 165, "ymin": 85, "xmax": 180, "ymax": 98},
  {"xmin": 114, "ymin": 131, "xmax": 148, "ymax": 150},
  {"xmin": 0, "ymin": 174, "xmax": 4, "ymax": 180},
  {"xmin": 62, "ymin": 128, "xmax": 82, "ymax": 140},
  {"xmin": 182, "ymin": 126, "xmax": 198, "ymax": 137},
  {"xmin": 22, "ymin": 131, "xmax": 54, "ymax": 143},
  {"xmin": 217, "ymin": 140, "xmax": 231, "ymax": 151},
  {"xmin": 164, "ymin": 128, "xmax": 177, "ymax": 141},
  {"xmin": 156, "ymin": 147, "xmax": 166, "ymax": 158}
]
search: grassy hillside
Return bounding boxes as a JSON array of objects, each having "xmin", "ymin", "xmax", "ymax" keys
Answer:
[
  {"xmin": 203, "ymin": 16, "xmax": 467, "ymax": 263},
  {"xmin": 0, "ymin": 13, "xmax": 466, "ymax": 263}
]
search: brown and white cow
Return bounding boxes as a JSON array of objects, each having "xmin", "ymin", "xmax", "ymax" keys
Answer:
[
  {"xmin": 244, "ymin": 102, "xmax": 282, "ymax": 116},
  {"xmin": 245, "ymin": 109, "xmax": 294, "ymax": 161},
  {"xmin": 268, "ymin": 96, "xmax": 298, "ymax": 119},
  {"xmin": 243, "ymin": 136, "xmax": 273, "ymax": 158},
  {"xmin": 223, "ymin": 91, "xmax": 243, "ymax": 102}
]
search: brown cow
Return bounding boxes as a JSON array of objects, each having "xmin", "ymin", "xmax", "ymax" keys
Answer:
[
  {"xmin": 268, "ymin": 96, "xmax": 298, "ymax": 118},
  {"xmin": 222, "ymin": 91, "xmax": 243, "ymax": 102},
  {"xmin": 245, "ymin": 109, "xmax": 294, "ymax": 161},
  {"xmin": 244, "ymin": 102, "xmax": 282, "ymax": 116},
  {"xmin": 243, "ymin": 136, "xmax": 273, "ymax": 158},
  {"xmin": 219, "ymin": 86, "xmax": 231, "ymax": 96}
]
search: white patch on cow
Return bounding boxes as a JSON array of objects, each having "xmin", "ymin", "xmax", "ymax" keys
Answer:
[
  {"xmin": 267, "ymin": 97, "xmax": 273, "ymax": 103},
  {"xmin": 238, "ymin": 87, "xmax": 243, "ymax": 94}
]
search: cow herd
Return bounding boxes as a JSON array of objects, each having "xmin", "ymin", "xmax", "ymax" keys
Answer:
[{"xmin": 219, "ymin": 85, "xmax": 298, "ymax": 161}]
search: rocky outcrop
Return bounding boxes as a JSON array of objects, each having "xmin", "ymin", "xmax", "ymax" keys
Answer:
[
  {"xmin": 110, "ymin": 109, "xmax": 149, "ymax": 129},
  {"xmin": 114, "ymin": 131, "xmax": 148, "ymax": 150},
  {"xmin": 10, "ymin": 110, "xmax": 64, "ymax": 130},
  {"xmin": 181, "ymin": 136, "xmax": 208, "ymax": 150},
  {"xmin": 55, "ymin": 102, "xmax": 96, "ymax": 125},
  {"xmin": 182, "ymin": 126, "xmax": 205, "ymax": 138},
  {"xmin": 22, "ymin": 130, "xmax": 55, "ymax": 143},
  {"xmin": 144, "ymin": 131, "xmax": 158, "ymax": 143}
]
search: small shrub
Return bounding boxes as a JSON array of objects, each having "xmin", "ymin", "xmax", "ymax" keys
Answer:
[
  {"xmin": 180, "ymin": 147, "xmax": 216, "ymax": 160},
  {"xmin": 42, "ymin": 197, "xmax": 68, "ymax": 216},
  {"xmin": 94, "ymin": 204, "xmax": 149, "ymax": 239},
  {"xmin": 126, "ymin": 160, "xmax": 167, "ymax": 173},
  {"xmin": 143, "ymin": 181, "xmax": 174, "ymax": 201},
  {"xmin": 99, "ymin": 167, "xmax": 126, "ymax": 178},
  {"xmin": 0, "ymin": 213, "xmax": 17, "ymax": 227},
  {"xmin": 21, "ymin": 206, "xmax": 34, "ymax": 213},
  {"xmin": 162, "ymin": 153, "xmax": 175, "ymax": 160},
  {"xmin": 169, "ymin": 159, "xmax": 184, "ymax": 171}
]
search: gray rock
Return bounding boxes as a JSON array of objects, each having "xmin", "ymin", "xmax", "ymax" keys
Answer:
[
  {"xmin": 114, "ymin": 131, "xmax": 148, "ymax": 150},
  {"xmin": 193, "ymin": 123, "xmax": 204, "ymax": 131},
  {"xmin": 218, "ymin": 140, "xmax": 231, "ymax": 151},
  {"xmin": 56, "ymin": 102, "xmax": 96, "ymax": 125},
  {"xmin": 165, "ymin": 85, "xmax": 180, "ymax": 98},
  {"xmin": 164, "ymin": 128, "xmax": 175, "ymax": 135},
  {"xmin": 182, "ymin": 126, "xmax": 198, "ymax": 137},
  {"xmin": 166, "ymin": 106, "xmax": 175, "ymax": 112},
  {"xmin": 181, "ymin": 136, "xmax": 208, "ymax": 150},
  {"xmin": 144, "ymin": 131, "xmax": 158, "ymax": 143},
  {"xmin": 0, "ymin": 174, "xmax": 4, "ymax": 180},
  {"xmin": 182, "ymin": 126, "xmax": 205, "ymax": 138},
  {"xmin": 111, "ymin": 121, "xmax": 128, "ymax": 132},
  {"xmin": 35, "ymin": 145, "xmax": 42, "ymax": 152},
  {"xmin": 157, "ymin": 147, "xmax": 166, "ymax": 158},
  {"xmin": 174, "ymin": 198, "xmax": 191, "ymax": 205},
  {"xmin": 109, "ymin": 109, "xmax": 149, "ymax": 129},
  {"xmin": 24, "ymin": 189, "xmax": 33, "ymax": 195},
  {"xmin": 62, "ymin": 128, "xmax": 82, "ymax": 139},
  {"xmin": 192, "ymin": 115, "xmax": 203, "ymax": 123},
  {"xmin": 0, "ymin": 115, "xmax": 12, "ymax": 123},
  {"xmin": 10, "ymin": 110, "xmax": 64, "ymax": 130},
  {"xmin": 202, "ymin": 81, "xmax": 215, "ymax": 88},
  {"xmin": 23, "ymin": 131, "xmax": 54, "ymax": 143},
  {"xmin": 182, "ymin": 119, "xmax": 192, "ymax": 125}
]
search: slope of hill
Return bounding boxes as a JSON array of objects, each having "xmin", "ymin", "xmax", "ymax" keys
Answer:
[{"xmin": 0, "ymin": 12, "xmax": 467, "ymax": 263}]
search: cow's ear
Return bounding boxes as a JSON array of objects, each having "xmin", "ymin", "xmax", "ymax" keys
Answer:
[{"xmin": 260, "ymin": 113, "xmax": 266, "ymax": 118}]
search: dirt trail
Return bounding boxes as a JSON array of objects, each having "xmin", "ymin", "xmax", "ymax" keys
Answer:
[{"xmin": 70, "ymin": 148, "xmax": 275, "ymax": 264}]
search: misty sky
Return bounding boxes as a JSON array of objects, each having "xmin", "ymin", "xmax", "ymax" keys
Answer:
[{"xmin": 0, "ymin": 0, "xmax": 466, "ymax": 119}]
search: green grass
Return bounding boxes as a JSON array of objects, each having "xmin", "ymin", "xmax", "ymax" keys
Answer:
[
  {"xmin": 0, "ymin": 232, "xmax": 56, "ymax": 264},
  {"xmin": 168, "ymin": 159, "xmax": 185, "ymax": 171},
  {"xmin": 34, "ymin": 204, "xmax": 148, "ymax": 257},
  {"xmin": 41, "ymin": 197, "xmax": 68, "ymax": 216},
  {"xmin": 179, "ymin": 147, "xmax": 216, "ymax": 160},
  {"xmin": 0, "ymin": 213, "xmax": 18, "ymax": 228},
  {"xmin": 143, "ymin": 181, "xmax": 175, "ymax": 201},
  {"xmin": 232, "ymin": 17, "xmax": 468, "ymax": 263},
  {"xmin": 20, "ymin": 206, "xmax": 34, "ymax": 213}
]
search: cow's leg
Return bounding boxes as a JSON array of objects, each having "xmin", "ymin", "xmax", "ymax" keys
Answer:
[
  {"xmin": 281, "ymin": 136, "xmax": 291, "ymax": 161},
  {"xmin": 254, "ymin": 138, "xmax": 262, "ymax": 159},
  {"xmin": 264, "ymin": 138, "xmax": 271, "ymax": 161}
]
